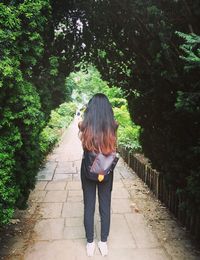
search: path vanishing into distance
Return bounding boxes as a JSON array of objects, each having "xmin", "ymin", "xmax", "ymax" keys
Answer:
[{"xmin": 1, "ymin": 117, "xmax": 199, "ymax": 260}]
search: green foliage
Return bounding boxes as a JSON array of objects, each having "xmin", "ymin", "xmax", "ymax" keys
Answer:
[
  {"xmin": 0, "ymin": 0, "xmax": 68, "ymax": 224},
  {"xmin": 114, "ymin": 105, "xmax": 141, "ymax": 151},
  {"xmin": 175, "ymin": 90, "xmax": 200, "ymax": 113},
  {"xmin": 175, "ymin": 32, "xmax": 200, "ymax": 115},
  {"xmin": 57, "ymin": 102, "xmax": 77, "ymax": 117},
  {"xmin": 39, "ymin": 126, "xmax": 59, "ymax": 155},
  {"xmin": 47, "ymin": 0, "xmax": 200, "ymax": 223},
  {"xmin": 48, "ymin": 110, "xmax": 68, "ymax": 128},
  {"xmin": 14, "ymin": 83, "xmax": 44, "ymax": 208},
  {"xmin": 0, "ymin": 0, "xmax": 82, "ymax": 224},
  {"xmin": 0, "ymin": 127, "xmax": 21, "ymax": 224},
  {"xmin": 0, "ymin": 1, "xmax": 47, "ymax": 222},
  {"xmin": 67, "ymin": 65, "xmax": 108, "ymax": 105},
  {"xmin": 175, "ymin": 32, "xmax": 200, "ymax": 210},
  {"xmin": 109, "ymin": 97, "xmax": 126, "ymax": 108},
  {"xmin": 67, "ymin": 65, "xmax": 141, "ymax": 152},
  {"xmin": 39, "ymin": 102, "xmax": 76, "ymax": 155},
  {"xmin": 64, "ymin": 1, "xmax": 200, "ymax": 217},
  {"xmin": 176, "ymin": 32, "xmax": 200, "ymax": 71},
  {"xmin": 49, "ymin": 56, "xmax": 59, "ymax": 76}
]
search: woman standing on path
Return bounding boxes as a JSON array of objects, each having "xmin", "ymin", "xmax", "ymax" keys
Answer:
[{"xmin": 78, "ymin": 93, "xmax": 118, "ymax": 257}]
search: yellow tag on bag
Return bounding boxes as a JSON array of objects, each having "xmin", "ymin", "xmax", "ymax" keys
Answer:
[{"xmin": 98, "ymin": 174, "xmax": 104, "ymax": 182}]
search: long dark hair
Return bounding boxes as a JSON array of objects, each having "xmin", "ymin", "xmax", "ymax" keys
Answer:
[{"xmin": 79, "ymin": 93, "xmax": 117, "ymax": 154}]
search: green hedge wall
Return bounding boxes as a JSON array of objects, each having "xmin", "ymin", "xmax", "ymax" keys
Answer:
[
  {"xmin": 0, "ymin": 1, "xmax": 49, "ymax": 224},
  {"xmin": 0, "ymin": 0, "xmax": 76, "ymax": 224}
]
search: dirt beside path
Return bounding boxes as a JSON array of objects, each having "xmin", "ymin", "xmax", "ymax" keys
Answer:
[{"xmin": 122, "ymin": 162, "xmax": 200, "ymax": 259}]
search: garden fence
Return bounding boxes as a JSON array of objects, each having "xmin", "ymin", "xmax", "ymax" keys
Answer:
[{"xmin": 119, "ymin": 147, "xmax": 200, "ymax": 240}]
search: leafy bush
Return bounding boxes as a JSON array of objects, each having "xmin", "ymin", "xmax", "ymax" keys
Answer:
[
  {"xmin": 39, "ymin": 102, "xmax": 76, "ymax": 156},
  {"xmin": 68, "ymin": 66, "xmax": 141, "ymax": 152},
  {"xmin": 175, "ymin": 32, "xmax": 200, "ymax": 210},
  {"xmin": 73, "ymin": 1, "xmax": 200, "ymax": 228},
  {"xmin": 0, "ymin": 1, "xmax": 48, "ymax": 221},
  {"xmin": 57, "ymin": 102, "xmax": 77, "ymax": 117},
  {"xmin": 13, "ymin": 81, "xmax": 44, "ymax": 208},
  {"xmin": 0, "ymin": 127, "xmax": 21, "ymax": 224},
  {"xmin": 48, "ymin": 111, "xmax": 67, "ymax": 128},
  {"xmin": 39, "ymin": 126, "xmax": 59, "ymax": 155},
  {"xmin": 109, "ymin": 97, "xmax": 126, "ymax": 108},
  {"xmin": 114, "ymin": 105, "xmax": 141, "ymax": 151},
  {"xmin": 0, "ymin": 0, "xmax": 82, "ymax": 224}
]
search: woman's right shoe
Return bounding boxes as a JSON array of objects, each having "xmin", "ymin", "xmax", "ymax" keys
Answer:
[
  {"xmin": 98, "ymin": 241, "xmax": 108, "ymax": 256},
  {"xmin": 86, "ymin": 241, "xmax": 95, "ymax": 257}
]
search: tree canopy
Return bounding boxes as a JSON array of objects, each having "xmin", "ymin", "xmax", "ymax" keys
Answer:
[{"xmin": 51, "ymin": 0, "xmax": 200, "ymax": 208}]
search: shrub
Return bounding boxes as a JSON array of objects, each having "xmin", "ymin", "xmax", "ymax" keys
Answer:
[
  {"xmin": 0, "ymin": 127, "xmax": 21, "ymax": 224},
  {"xmin": 39, "ymin": 126, "xmax": 59, "ymax": 155},
  {"xmin": 114, "ymin": 105, "xmax": 141, "ymax": 152},
  {"xmin": 39, "ymin": 102, "xmax": 76, "ymax": 156},
  {"xmin": 57, "ymin": 102, "xmax": 77, "ymax": 117}
]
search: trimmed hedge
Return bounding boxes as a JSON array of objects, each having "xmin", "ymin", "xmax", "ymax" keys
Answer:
[
  {"xmin": 39, "ymin": 102, "xmax": 77, "ymax": 156},
  {"xmin": 0, "ymin": 1, "xmax": 49, "ymax": 223},
  {"xmin": 0, "ymin": 1, "xmax": 75, "ymax": 224}
]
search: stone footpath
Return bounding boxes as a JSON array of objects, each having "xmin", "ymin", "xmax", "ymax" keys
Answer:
[
  {"xmin": 3, "ymin": 118, "xmax": 194, "ymax": 260},
  {"xmin": 22, "ymin": 117, "xmax": 171, "ymax": 259}
]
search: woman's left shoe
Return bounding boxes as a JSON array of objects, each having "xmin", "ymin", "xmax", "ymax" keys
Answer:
[{"xmin": 98, "ymin": 241, "xmax": 108, "ymax": 256}]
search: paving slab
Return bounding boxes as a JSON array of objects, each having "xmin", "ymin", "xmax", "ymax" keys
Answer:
[
  {"xmin": 65, "ymin": 217, "xmax": 83, "ymax": 227},
  {"xmin": 24, "ymin": 240, "xmax": 77, "ymax": 260},
  {"xmin": 108, "ymin": 214, "xmax": 137, "ymax": 249},
  {"xmin": 39, "ymin": 203, "xmax": 63, "ymax": 218},
  {"xmin": 45, "ymin": 181, "xmax": 67, "ymax": 191},
  {"xmin": 63, "ymin": 225, "xmax": 85, "ymax": 239},
  {"xmin": 37, "ymin": 162, "xmax": 57, "ymax": 181},
  {"xmin": 37, "ymin": 170, "xmax": 55, "ymax": 181},
  {"xmin": 112, "ymin": 187, "xmax": 130, "ymax": 198},
  {"xmin": 112, "ymin": 167, "xmax": 122, "ymax": 180},
  {"xmin": 43, "ymin": 190, "xmax": 68, "ymax": 203},
  {"xmin": 112, "ymin": 180, "xmax": 125, "ymax": 189},
  {"xmin": 67, "ymin": 189, "xmax": 83, "ymax": 202},
  {"xmin": 53, "ymin": 173, "xmax": 73, "ymax": 181},
  {"xmin": 55, "ymin": 161, "xmax": 76, "ymax": 174},
  {"xmin": 72, "ymin": 173, "xmax": 81, "ymax": 181},
  {"xmin": 68, "ymin": 189, "xmax": 83, "ymax": 197},
  {"xmin": 111, "ymin": 198, "xmax": 132, "ymax": 213},
  {"xmin": 33, "ymin": 218, "xmax": 65, "ymax": 240},
  {"xmin": 67, "ymin": 181, "xmax": 82, "ymax": 190},
  {"xmin": 34, "ymin": 181, "xmax": 48, "ymax": 191},
  {"xmin": 62, "ymin": 202, "xmax": 83, "ymax": 217},
  {"xmin": 125, "ymin": 213, "xmax": 160, "ymax": 248},
  {"xmin": 94, "ymin": 248, "xmax": 169, "ymax": 260}
]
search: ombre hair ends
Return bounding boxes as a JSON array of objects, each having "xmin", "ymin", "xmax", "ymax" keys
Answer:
[{"xmin": 79, "ymin": 93, "xmax": 118, "ymax": 155}]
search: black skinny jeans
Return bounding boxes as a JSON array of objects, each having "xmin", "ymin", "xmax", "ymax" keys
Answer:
[{"xmin": 81, "ymin": 157, "xmax": 113, "ymax": 243}]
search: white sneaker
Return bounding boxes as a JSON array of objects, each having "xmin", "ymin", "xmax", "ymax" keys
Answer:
[
  {"xmin": 86, "ymin": 241, "xmax": 95, "ymax": 257},
  {"xmin": 98, "ymin": 241, "xmax": 108, "ymax": 256}
]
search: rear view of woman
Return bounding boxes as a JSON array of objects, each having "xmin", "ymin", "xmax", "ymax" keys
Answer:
[{"xmin": 78, "ymin": 93, "xmax": 118, "ymax": 257}]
